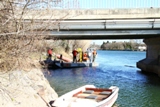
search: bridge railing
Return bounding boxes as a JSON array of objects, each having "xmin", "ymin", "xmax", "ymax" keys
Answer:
[{"xmin": 22, "ymin": 19, "xmax": 160, "ymax": 30}]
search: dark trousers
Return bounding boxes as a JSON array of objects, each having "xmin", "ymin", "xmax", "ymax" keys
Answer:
[
  {"xmin": 93, "ymin": 55, "xmax": 96, "ymax": 62},
  {"xmin": 48, "ymin": 54, "xmax": 52, "ymax": 60},
  {"xmin": 73, "ymin": 56, "xmax": 77, "ymax": 63}
]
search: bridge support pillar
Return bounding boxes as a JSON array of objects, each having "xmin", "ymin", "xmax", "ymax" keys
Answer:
[{"xmin": 137, "ymin": 37, "xmax": 160, "ymax": 76}]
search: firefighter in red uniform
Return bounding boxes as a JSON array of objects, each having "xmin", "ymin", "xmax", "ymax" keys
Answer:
[
  {"xmin": 47, "ymin": 48, "xmax": 53, "ymax": 60},
  {"xmin": 72, "ymin": 49, "xmax": 78, "ymax": 63}
]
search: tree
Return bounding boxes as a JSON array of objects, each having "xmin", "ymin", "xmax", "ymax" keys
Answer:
[
  {"xmin": 100, "ymin": 41, "xmax": 141, "ymax": 51},
  {"xmin": 0, "ymin": 0, "xmax": 75, "ymax": 72},
  {"xmin": 71, "ymin": 40, "xmax": 91, "ymax": 52},
  {"xmin": 100, "ymin": 42, "xmax": 106, "ymax": 50},
  {"xmin": 0, "ymin": 1, "xmax": 85, "ymax": 106}
]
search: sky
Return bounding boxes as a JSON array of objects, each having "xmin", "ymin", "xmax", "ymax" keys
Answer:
[
  {"xmin": 63, "ymin": 0, "xmax": 160, "ymax": 9},
  {"xmin": 45, "ymin": 0, "xmax": 160, "ymax": 9}
]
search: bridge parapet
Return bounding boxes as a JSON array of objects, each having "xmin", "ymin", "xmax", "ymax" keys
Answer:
[{"xmin": 22, "ymin": 8, "xmax": 160, "ymax": 19}]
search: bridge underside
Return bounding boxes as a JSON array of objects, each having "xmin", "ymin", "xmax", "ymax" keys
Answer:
[
  {"xmin": 22, "ymin": 19, "xmax": 160, "ymax": 76},
  {"xmin": 21, "ymin": 9, "xmax": 160, "ymax": 76},
  {"xmin": 29, "ymin": 29, "xmax": 160, "ymax": 40},
  {"xmin": 23, "ymin": 19, "xmax": 160, "ymax": 39}
]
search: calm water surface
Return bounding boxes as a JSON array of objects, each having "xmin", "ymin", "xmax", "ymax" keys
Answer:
[{"xmin": 46, "ymin": 51, "xmax": 160, "ymax": 107}]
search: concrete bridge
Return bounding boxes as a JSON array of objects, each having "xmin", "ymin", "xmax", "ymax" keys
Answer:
[
  {"xmin": 25, "ymin": 19, "xmax": 160, "ymax": 40},
  {"xmin": 22, "ymin": 8, "xmax": 160, "ymax": 40},
  {"xmin": 21, "ymin": 8, "xmax": 160, "ymax": 76},
  {"xmin": 23, "ymin": 8, "xmax": 160, "ymax": 19}
]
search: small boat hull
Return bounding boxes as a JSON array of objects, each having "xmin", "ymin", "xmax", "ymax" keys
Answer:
[
  {"xmin": 40, "ymin": 60, "xmax": 99, "ymax": 69},
  {"xmin": 55, "ymin": 62, "xmax": 99, "ymax": 68},
  {"xmin": 52, "ymin": 85, "xmax": 119, "ymax": 107}
]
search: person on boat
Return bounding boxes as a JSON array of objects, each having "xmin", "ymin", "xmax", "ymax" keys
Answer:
[
  {"xmin": 92, "ymin": 49, "xmax": 97, "ymax": 62},
  {"xmin": 60, "ymin": 54, "xmax": 63, "ymax": 62},
  {"xmin": 47, "ymin": 48, "xmax": 53, "ymax": 60},
  {"xmin": 83, "ymin": 52, "xmax": 88, "ymax": 62},
  {"xmin": 72, "ymin": 49, "xmax": 78, "ymax": 63},
  {"xmin": 78, "ymin": 49, "xmax": 83, "ymax": 62},
  {"xmin": 87, "ymin": 48, "xmax": 92, "ymax": 63}
]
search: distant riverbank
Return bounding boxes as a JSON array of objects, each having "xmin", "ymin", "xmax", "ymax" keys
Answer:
[
  {"xmin": 99, "ymin": 49, "xmax": 146, "ymax": 51},
  {"xmin": 91, "ymin": 41, "xmax": 146, "ymax": 51}
]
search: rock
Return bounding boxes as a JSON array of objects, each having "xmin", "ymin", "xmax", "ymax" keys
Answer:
[{"xmin": 0, "ymin": 69, "xmax": 58, "ymax": 107}]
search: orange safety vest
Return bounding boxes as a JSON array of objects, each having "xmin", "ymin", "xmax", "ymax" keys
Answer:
[{"xmin": 83, "ymin": 53, "xmax": 88, "ymax": 60}]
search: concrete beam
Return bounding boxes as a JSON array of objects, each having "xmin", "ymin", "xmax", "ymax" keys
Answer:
[
  {"xmin": 21, "ymin": 8, "xmax": 160, "ymax": 20},
  {"xmin": 26, "ymin": 30, "xmax": 160, "ymax": 39}
]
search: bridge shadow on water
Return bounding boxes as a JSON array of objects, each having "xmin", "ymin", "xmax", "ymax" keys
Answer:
[{"xmin": 137, "ymin": 70, "xmax": 160, "ymax": 87}]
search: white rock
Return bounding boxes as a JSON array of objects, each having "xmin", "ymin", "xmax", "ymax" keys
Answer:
[{"xmin": 0, "ymin": 69, "xmax": 58, "ymax": 107}]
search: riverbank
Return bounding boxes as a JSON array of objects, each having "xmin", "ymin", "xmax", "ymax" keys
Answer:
[
  {"xmin": 0, "ymin": 69, "xmax": 58, "ymax": 107},
  {"xmin": 0, "ymin": 48, "xmax": 73, "ymax": 107},
  {"xmin": 0, "ymin": 40, "xmax": 90, "ymax": 107}
]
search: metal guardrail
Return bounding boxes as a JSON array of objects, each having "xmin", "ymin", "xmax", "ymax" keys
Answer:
[
  {"xmin": 23, "ymin": 19, "xmax": 160, "ymax": 30},
  {"xmin": 59, "ymin": 19, "xmax": 156, "ymax": 29}
]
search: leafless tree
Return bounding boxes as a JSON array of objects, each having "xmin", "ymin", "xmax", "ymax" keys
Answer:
[
  {"xmin": 70, "ymin": 40, "xmax": 91, "ymax": 52},
  {"xmin": 0, "ymin": 1, "xmax": 84, "ymax": 106},
  {"xmin": 0, "ymin": 0, "xmax": 80, "ymax": 72}
]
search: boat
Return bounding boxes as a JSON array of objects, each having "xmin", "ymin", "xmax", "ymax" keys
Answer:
[
  {"xmin": 40, "ymin": 52, "xmax": 99, "ymax": 69},
  {"xmin": 40, "ymin": 59, "xmax": 99, "ymax": 69},
  {"xmin": 55, "ymin": 62, "xmax": 99, "ymax": 68},
  {"xmin": 52, "ymin": 85, "xmax": 119, "ymax": 107}
]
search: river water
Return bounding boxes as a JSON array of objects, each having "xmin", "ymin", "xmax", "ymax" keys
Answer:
[{"xmin": 46, "ymin": 50, "xmax": 160, "ymax": 107}]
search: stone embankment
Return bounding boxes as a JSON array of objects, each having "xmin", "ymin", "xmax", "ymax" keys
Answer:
[{"xmin": 0, "ymin": 69, "xmax": 58, "ymax": 107}]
